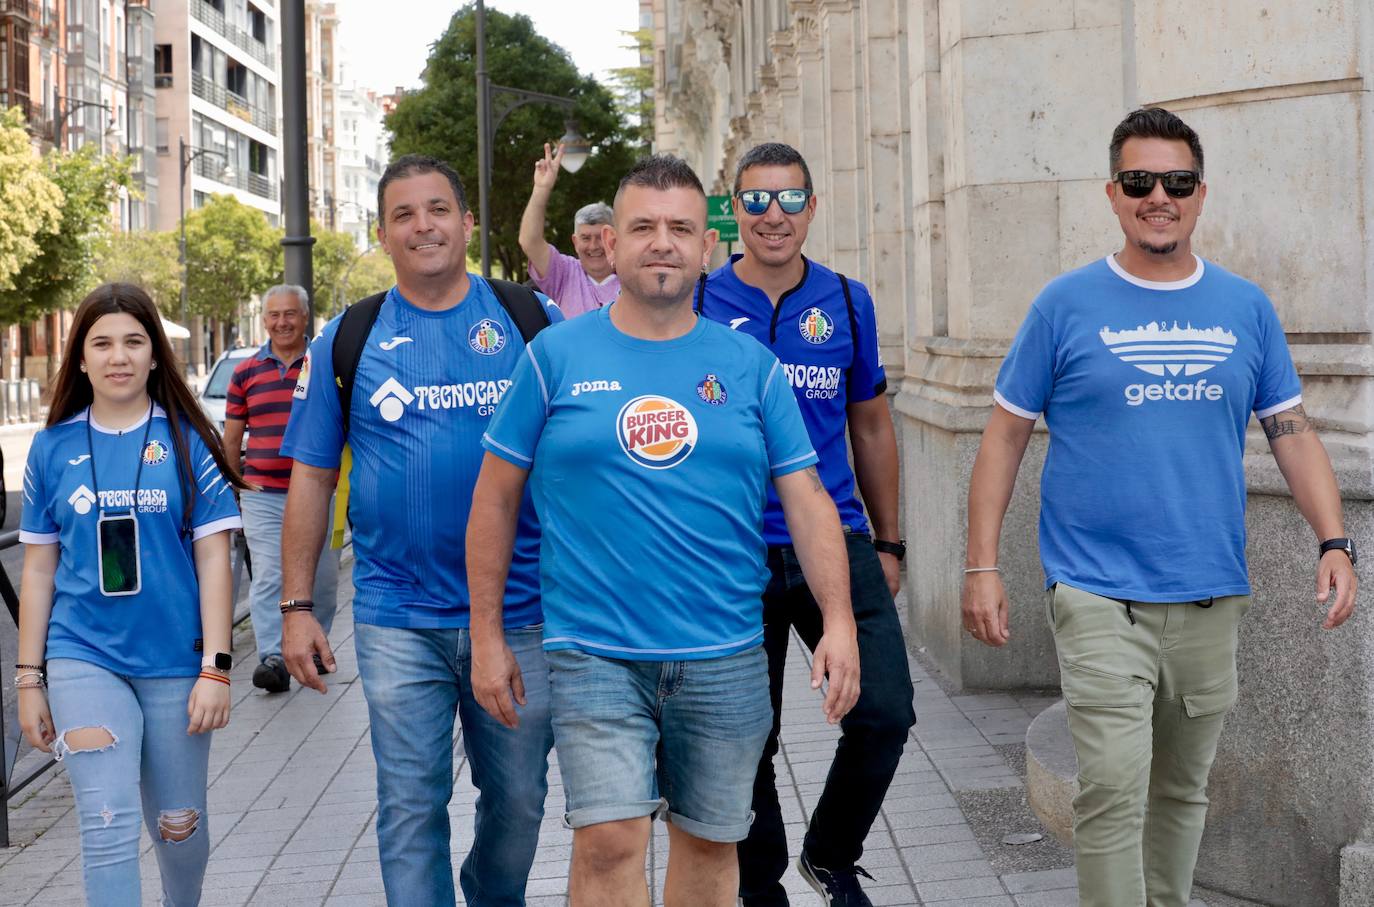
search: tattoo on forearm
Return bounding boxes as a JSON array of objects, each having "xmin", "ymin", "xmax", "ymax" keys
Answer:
[
  {"xmin": 1261, "ymin": 404, "xmax": 1314, "ymax": 440},
  {"xmin": 804, "ymin": 466, "xmax": 824, "ymax": 493}
]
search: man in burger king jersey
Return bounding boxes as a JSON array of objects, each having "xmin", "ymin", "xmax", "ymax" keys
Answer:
[{"xmin": 467, "ymin": 154, "xmax": 860, "ymax": 907}]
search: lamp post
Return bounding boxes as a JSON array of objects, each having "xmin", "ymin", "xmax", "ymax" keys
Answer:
[
  {"xmin": 333, "ymin": 199, "xmax": 375, "ymax": 249},
  {"xmin": 52, "ymin": 91, "xmax": 120, "ymax": 150},
  {"xmin": 178, "ymin": 136, "xmax": 235, "ymax": 338},
  {"xmin": 475, "ymin": 0, "xmax": 590, "ymax": 278}
]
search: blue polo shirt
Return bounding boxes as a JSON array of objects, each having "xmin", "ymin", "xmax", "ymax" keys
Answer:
[
  {"xmin": 482, "ymin": 304, "xmax": 818, "ymax": 660},
  {"xmin": 701, "ymin": 255, "xmax": 886, "ymax": 544},
  {"xmin": 281, "ymin": 278, "xmax": 563, "ymax": 629},
  {"xmin": 995, "ymin": 255, "xmax": 1302, "ymax": 601},
  {"xmin": 20, "ymin": 406, "xmax": 242, "ymax": 677}
]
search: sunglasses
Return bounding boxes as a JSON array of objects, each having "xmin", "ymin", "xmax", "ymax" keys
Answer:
[
  {"xmin": 1113, "ymin": 170, "xmax": 1200, "ymax": 199},
  {"xmin": 736, "ymin": 188, "xmax": 812, "ymax": 215}
]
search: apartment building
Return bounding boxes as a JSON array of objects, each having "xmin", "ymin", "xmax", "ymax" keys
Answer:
[{"xmin": 335, "ymin": 78, "xmax": 384, "ymax": 250}]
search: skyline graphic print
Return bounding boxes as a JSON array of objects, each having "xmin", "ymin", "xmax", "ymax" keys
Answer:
[{"xmin": 1099, "ymin": 321, "xmax": 1237, "ymax": 377}]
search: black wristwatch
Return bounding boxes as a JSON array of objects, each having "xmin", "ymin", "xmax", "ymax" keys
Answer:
[
  {"xmin": 873, "ymin": 538, "xmax": 907, "ymax": 561},
  {"xmin": 1319, "ymin": 537, "xmax": 1357, "ymax": 566}
]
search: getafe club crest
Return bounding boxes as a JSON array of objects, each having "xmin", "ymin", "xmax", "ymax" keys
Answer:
[
  {"xmin": 799, "ymin": 307, "xmax": 834, "ymax": 344},
  {"xmin": 141, "ymin": 439, "xmax": 169, "ymax": 466},
  {"xmin": 696, "ymin": 374, "xmax": 728, "ymax": 406},
  {"xmin": 617, "ymin": 396, "xmax": 698, "ymax": 469},
  {"xmin": 469, "ymin": 319, "xmax": 506, "ymax": 356}
]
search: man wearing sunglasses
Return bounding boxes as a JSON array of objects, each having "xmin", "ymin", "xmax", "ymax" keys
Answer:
[
  {"xmin": 699, "ymin": 142, "xmax": 916, "ymax": 907},
  {"xmin": 962, "ymin": 107, "xmax": 1357, "ymax": 907}
]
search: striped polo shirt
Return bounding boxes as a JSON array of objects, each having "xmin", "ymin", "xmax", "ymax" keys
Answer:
[{"xmin": 225, "ymin": 341, "xmax": 305, "ymax": 493}]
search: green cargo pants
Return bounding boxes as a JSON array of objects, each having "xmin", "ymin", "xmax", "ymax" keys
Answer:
[{"xmin": 1048, "ymin": 582, "xmax": 1248, "ymax": 907}]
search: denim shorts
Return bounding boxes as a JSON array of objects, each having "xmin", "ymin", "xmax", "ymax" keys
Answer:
[{"xmin": 547, "ymin": 645, "xmax": 771, "ymax": 843}]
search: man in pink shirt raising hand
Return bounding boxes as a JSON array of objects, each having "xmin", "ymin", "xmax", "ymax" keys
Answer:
[{"xmin": 518, "ymin": 142, "xmax": 620, "ymax": 318}]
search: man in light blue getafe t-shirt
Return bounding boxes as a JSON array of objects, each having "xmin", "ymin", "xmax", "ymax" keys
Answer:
[
  {"xmin": 467, "ymin": 156, "xmax": 859, "ymax": 907},
  {"xmin": 277, "ymin": 155, "xmax": 562, "ymax": 907},
  {"xmin": 962, "ymin": 109, "xmax": 1357, "ymax": 907}
]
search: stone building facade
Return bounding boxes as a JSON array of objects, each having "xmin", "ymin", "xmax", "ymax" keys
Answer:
[{"xmin": 652, "ymin": 2, "xmax": 1374, "ymax": 904}]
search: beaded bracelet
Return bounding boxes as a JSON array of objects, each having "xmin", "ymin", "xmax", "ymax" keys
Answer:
[
  {"xmin": 198, "ymin": 671, "xmax": 231, "ymax": 686},
  {"xmin": 14, "ymin": 681, "xmax": 45, "ymax": 690}
]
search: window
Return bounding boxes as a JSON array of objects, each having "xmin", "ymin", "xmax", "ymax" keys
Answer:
[
  {"xmin": 155, "ymin": 116, "xmax": 168, "ymax": 153},
  {"xmin": 154, "ymin": 43, "xmax": 172, "ymax": 87}
]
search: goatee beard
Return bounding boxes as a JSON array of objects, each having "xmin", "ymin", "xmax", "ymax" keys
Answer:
[{"xmin": 1137, "ymin": 239, "xmax": 1178, "ymax": 256}]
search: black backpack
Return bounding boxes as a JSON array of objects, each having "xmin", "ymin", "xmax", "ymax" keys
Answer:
[{"xmin": 330, "ymin": 279, "xmax": 552, "ymax": 435}]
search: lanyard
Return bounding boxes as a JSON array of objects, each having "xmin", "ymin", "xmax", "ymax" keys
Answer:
[{"xmin": 85, "ymin": 401, "xmax": 155, "ymax": 515}]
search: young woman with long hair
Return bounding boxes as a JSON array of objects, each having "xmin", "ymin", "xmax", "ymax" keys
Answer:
[{"xmin": 15, "ymin": 283, "xmax": 247, "ymax": 906}]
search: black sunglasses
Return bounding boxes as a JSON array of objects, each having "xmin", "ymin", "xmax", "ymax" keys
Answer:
[
  {"xmin": 1113, "ymin": 170, "xmax": 1200, "ymax": 199},
  {"xmin": 736, "ymin": 188, "xmax": 812, "ymax": 215}
]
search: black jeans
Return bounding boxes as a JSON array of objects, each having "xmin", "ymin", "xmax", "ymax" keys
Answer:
[{"xmin": 738, "ymin": 532, "xmax": 917, "ymax": 905}]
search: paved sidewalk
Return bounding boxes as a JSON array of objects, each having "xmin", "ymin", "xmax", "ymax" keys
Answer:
[{"xmin": 1, "ymin": 574, "xmax": 1254, "ymax": 906}]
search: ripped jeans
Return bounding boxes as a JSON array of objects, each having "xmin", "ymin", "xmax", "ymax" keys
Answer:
[{"xmin": 47, "ymin": 658, "xmax": 212, "ymax": 907}]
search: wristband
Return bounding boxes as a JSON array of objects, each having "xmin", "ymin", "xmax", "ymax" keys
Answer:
[
  {"xmin": 198, "ymin": 671, "xmax": 231, "ymax": 686},
  {"xmin": 279, "ymin": 598, "xmax": 315, "ymax": 614},
  {"xmin": 963, "ymin": 566, "xmax": 1000, "ymax": 574},
  {"xmin": 873, "ymin": 538, "xmax": 907, "ymax": 561},
  {"xmin": 14, "ymin": 663, "xmax": 43, "ymax": 672}
]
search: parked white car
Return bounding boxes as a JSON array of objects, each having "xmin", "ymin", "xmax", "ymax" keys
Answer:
[{"xmin": 199, "ymin": 347, "xmax": 256, "ymax": 432}]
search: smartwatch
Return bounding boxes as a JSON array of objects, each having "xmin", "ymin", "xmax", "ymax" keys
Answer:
[
  {"xmin": 873, "ymin": 538, "xmax": 907, "ymax": 561},
  {"xmin": 202, "ymin": 653, "xmax": 232, "ymax": 672},
  {"xmin": 1319, "ymin": 537, "xmax": 1357, "ymax": 566}
]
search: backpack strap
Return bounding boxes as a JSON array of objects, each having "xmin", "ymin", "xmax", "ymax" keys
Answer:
[
  {"xmin": 331, "ymin": 291, "xmax": 387, "ymax": 439},
  {"xmin": 488, "ymin": 278, "xmax": 552, "ymax": 344},
  {"xmin": 837, "ymin": 273, "xmax": 860, "ymax": 375}
]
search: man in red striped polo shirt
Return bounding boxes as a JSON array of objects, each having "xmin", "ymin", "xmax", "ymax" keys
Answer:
[{"xmin": 225, "ymin": 285, "xmax": 340, "ymax": 693}]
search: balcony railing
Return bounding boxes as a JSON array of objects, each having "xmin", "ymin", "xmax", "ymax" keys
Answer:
[
  {"xmin": 193, "ymin": 153, "xmax": 277, "ymax": 201},
  {"xmin": 189, "ymin": 0, "xmax": 274, "ymax": 68},
  {"xmin": 0, "ymin": 0, "xmax": 39, "ymax": 19},
  {"xmin": 191, "ymin": 71, "xmax": 277, "ymax": 136}
]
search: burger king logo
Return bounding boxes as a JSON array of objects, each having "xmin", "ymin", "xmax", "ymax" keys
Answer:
[
  {"xmin": 617, "ymin": 395, "xmax": 698, "ymax": 470},
  {"xmin": 469, "ymin": 319, "xmax": 506, "ymax": 356}
]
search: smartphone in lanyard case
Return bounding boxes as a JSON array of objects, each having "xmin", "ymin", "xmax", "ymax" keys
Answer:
[{"xmin": 97, "ymin": 510, "xmax": 141, "ymax": 596}]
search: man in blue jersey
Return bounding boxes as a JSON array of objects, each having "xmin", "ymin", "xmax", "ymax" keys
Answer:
[
  {"xmin": 277, "ymin": 155, "xmax": 562, "ymax": 907},
  {"xmin": 962, "ymin": 108, "xmax": 1358, "ymax": 907},
  {"xmin": 467, "ymin": 155, "xmax": 860, "ymax": 907},
  {"xmin": 698, "ymin": 142, "xmax": 915, "ymax": 907}
]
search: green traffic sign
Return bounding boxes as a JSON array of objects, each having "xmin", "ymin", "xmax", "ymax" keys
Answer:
[{"xmin": 706, "ymin": 194, "xmax": 739, "ymax": 242}]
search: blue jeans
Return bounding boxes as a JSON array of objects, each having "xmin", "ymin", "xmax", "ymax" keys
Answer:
[
  {"xmin": 46, "ymin": 658, "xmax": 212, "ymax": 907},
  {"xmin": 740, "ymin": 532, "xmax": 918, "ymax": 904},
  {"xmin": 353, "ymin": 623, "xmax": 554, "ymax": 907},
  {"xmin": 240, "ymin": 489, "xmax": 339, "ymax": 661},
  {"xmin": 547, "ymin": 645, "xmax": 772, "ymax": 843}
]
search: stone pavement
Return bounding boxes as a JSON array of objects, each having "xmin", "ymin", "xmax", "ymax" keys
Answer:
[{"xmin": 1, "ymin": 570, "xmax": 1255, "ymax": 906}]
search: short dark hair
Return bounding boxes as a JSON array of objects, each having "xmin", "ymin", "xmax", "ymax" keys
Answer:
[
  {"xmin": 733, "ymin": 142, "xmax": 813, "ymax": 194},
  {"xmin": 1109, "ymin": 108, "xmax": 1204, "ymax": 178},
  {"xmin": 613, "ymin": 154, "xmax": 705, "ymax": 208},
  {"xmin": 377, "ymin": 154, "xmax": 469, "ymax": 219}
]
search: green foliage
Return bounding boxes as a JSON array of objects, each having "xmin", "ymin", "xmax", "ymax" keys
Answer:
[
  {"xmin": 310, "ymin": 221, "xmax": 365, "ymax": 318},
  {"xmin": 346, "ymin": 248, "xmax": 395, "ymax": 302},
  {"xmin": 0, "ymin": 145, "xmax": 133, "ymax": 323},
  {"xmin": 0, "ymin": 108, "xmax": 63, "ymax": 298},
  {"xmin": 607, "ymin": 29, "xmax": 654, "ymax": 153},
  {"xmin": 386, "ymin": 4, "xmax": 638, "ymax": 280},
  {"xmin": 91, "ymin": 230, "xmax": 183, "ymax": 319},
  {"xmin": 183, "ymin": 194, "xmax": 280, "ymax": 321}
]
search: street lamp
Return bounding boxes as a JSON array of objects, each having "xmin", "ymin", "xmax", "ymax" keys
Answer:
[
  {"xmin": 475, "ymin": 0, "xmax": 589, "ymax": 278},
  {"xmin": 52, "ymin": 91, "xmax": 120, "ymax": 150},
  {"xmin": 178, "ymin": 136, "xmax": 236, "ymax": 329}
]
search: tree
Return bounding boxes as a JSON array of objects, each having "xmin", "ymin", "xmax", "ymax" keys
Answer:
[
  {"xmin": 0, "ymin": 108, "xmax": 62, "ymax": 300},
  {"xmin": 0, "ymin": 145, "xmax": 133, "ymax": 324},
  {"xmin": 183, "ymin": 194, "xmax": 280, "ymax": 322},
  {"xmin": 386, "ymin": 4, "xmax": 638, "ymax": 280},
  {"xmin": 607, "ymin": 29, "xmax": 654, "ymax": 154},
  {"xmin": 91, "ymin": 230, "xmax": 183, "ymax": 319},
  {"xmin": 309, "ymin": 222, "xmax": 361, "ymax": 319}
]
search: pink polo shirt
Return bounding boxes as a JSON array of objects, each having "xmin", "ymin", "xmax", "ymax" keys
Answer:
[{"xmin": 528, "ymin": 249, "xmax": 620, "ymax": 318}]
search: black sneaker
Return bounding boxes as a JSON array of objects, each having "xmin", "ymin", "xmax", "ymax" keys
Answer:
[
  {"xmin": 796, "ymin": 851, "xmax": 876, "ymax": 907},
  {"xmin": 252, "ymin": 655, "xmax": 290, "ymax": 693}
]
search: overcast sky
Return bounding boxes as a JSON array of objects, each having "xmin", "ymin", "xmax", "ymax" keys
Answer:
[{"xmin": 332, "ymin": 0, "xmax": 642, "ymax": 95}]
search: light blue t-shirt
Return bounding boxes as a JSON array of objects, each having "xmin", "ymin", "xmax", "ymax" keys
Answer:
[
  {"xmin": 995, "ymin": 255, "xmax": 1302, "ymax": 602},
  {"xmin": 20, "ymin": 406, "xmax": 242, "ymax": 677},
  {"xmin": 280, "ymin": 279, "xmax": 563, "ymax": 629},
  {"xmin": 482, "ymin": 304, "xmax": 819, "ymax": 660}
]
